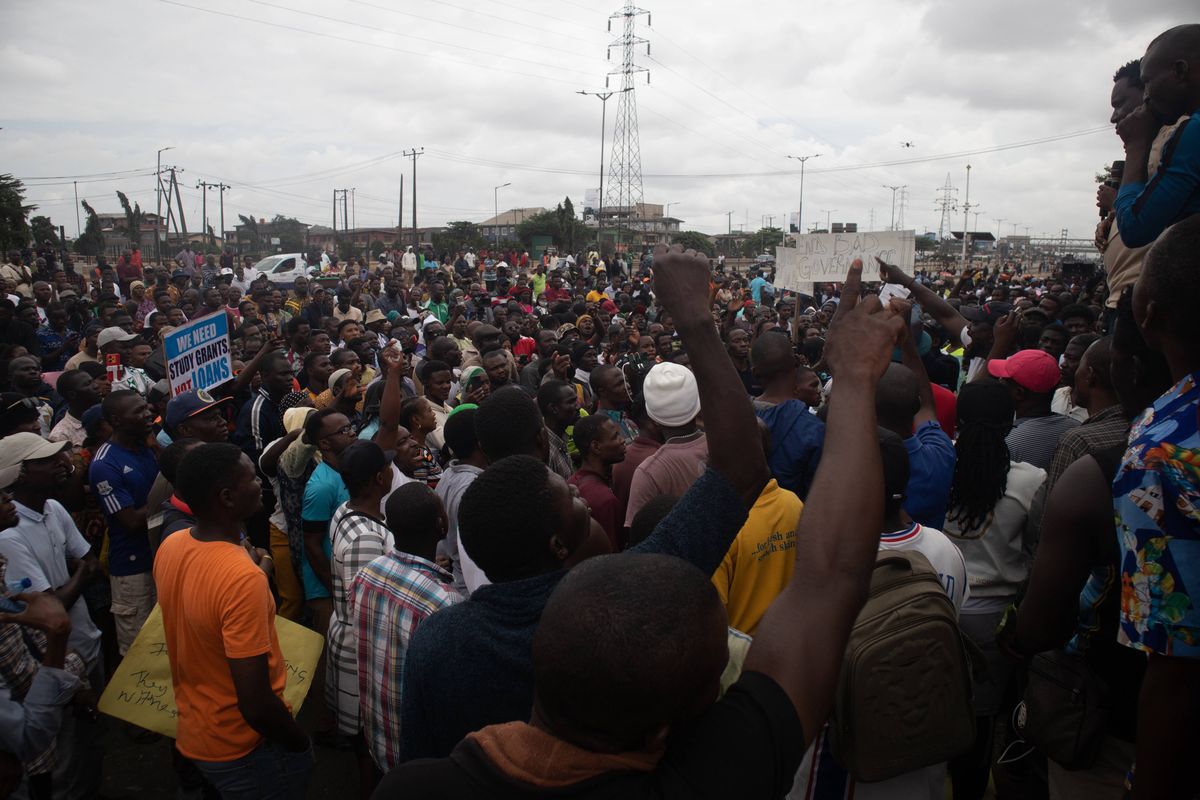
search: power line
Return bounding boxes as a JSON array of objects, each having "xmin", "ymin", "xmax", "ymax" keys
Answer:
[
  {"xmin": 345, "ymin": 0, "xmax": 605, "ymax": 60},
  {"xmin": 156, "ymin": 0, "xmax": 584, "ymax": 87},
  {"xmin": 242, "ymin": 0, "xmax": 597, "ymax": 77}
]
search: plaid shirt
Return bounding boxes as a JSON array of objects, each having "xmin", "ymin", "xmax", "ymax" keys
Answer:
[
  {"xmin": 350, "ymin": 551, "xmax": 462, "ymax": 772},
  {"xmin": 326, "ymin": 505, "xmax": 393, "ymax": 735},
  {"xmin": 1045, "ymin": 405, "xmax": 1130, "ymax": 496}
]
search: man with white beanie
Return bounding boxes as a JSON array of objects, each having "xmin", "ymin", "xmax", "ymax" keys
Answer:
[{"xmin": 623, "ymin": 361, "xmax": 708, "ymax": 526}]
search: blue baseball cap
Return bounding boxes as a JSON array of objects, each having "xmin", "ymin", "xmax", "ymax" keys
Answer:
[{"xmin": 165, "ymin": 389, "xmax": 229, "ymax": 431}]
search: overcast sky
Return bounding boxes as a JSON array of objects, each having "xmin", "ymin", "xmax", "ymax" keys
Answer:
[{"xmin": 3, "ymin": 0, "xmax": 1193, "ymax": 246}]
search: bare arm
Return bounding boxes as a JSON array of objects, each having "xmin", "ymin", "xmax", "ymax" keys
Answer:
[
  {"xmin": 877, "ymin": 257, "xmax": 969, "ymax": 348},
  {"xmin": 53, "ymin": 552, "xmax": 98, "ymax": 610},
  {"xmin": 230, "ymin": 335, "xmax": 284, "ymax": 395},
  {"xmin": 260, "ymin": 428, "xmax": 303, "ymax": 479},
  {"xmin": 301, "ymin": 522, "xmax": 333, "ymax": 593},
  {"xmin": 375, "ymin": 346, "xmax": 404, "ymax": 453},
  {"xmin": 891, "ymin": 298, "xmax": 937, "ymax": 425},
  {"xmin": 1013, "ymin": 456, "xmax": 1106, "ymax": 655},
  {"xmin": 228, "ymin": 655, "xmax": 310, "ymax": 752},
  {"xmin": 743, "ymin": 294, "xmax": 904, "ymax": 739},
  {"xmin": 652, "ymin": 244, "xmax": 770, "ymax": 509},
  {"xmin": 1132, "ymin": 654, "xmax": 1200, "ymax": 799}
]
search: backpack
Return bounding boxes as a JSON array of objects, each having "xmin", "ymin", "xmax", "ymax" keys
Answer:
[{"xmin": 829, "ymin": 550, "xmax": 976, "ymax": 782}]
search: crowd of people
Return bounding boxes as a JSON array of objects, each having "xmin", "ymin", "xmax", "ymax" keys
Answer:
[{"xmin": 0, "ymin": 20, "xmax": 1196, "ymax": 800}]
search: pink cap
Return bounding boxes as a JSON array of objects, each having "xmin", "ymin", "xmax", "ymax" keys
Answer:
[{"xmin": 987, "ymin": 349, "xmax": 1061, "ymax": 393}]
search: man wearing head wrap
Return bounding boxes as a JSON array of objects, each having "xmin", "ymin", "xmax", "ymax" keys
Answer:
[{"xmin": 623, "ymin": 362, "xmax": 707, "ymax": 526}]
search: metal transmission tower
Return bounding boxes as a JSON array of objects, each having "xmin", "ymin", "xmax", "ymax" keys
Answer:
[
  {"xmin": 934, "ymin": 174, "xmax": 958, "ymax": 241},
  {"xmin": 604, "ymin": 0, "xmax": 650, "ymax": 257},
  {"xmin": 896, "ymin": 187, "xmax": 909, "ymax": 231}
]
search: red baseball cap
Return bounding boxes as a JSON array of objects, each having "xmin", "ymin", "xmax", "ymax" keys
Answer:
[{"xmin": 987, "ymin": 349, "xmax": 1060, "ymax": 393}]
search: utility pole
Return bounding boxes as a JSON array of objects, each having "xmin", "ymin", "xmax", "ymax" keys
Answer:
[
  {"xmin": 1011, "ymin": 221, "xmax": 1022, "ymax": 237},
  {"xmin": 217, "ymin": 183, "xmax": 229, "ymax": 251},
  {"xmin": 578, "ymin": 88, "xmax": 630, "ymax": 252},
  {"xmin": 403, "ymin": 148, "xmax": 423, "ymax": 249},
  {"xmin": 398, "ymin": 174, "xmax": 404, "ymax": 247},
  {"xmin": 884, "ymin": 185, "xmax": 903, "ymax": 230},
  {"xmin": 726, "ymin": 211, "xmax": 733, "ymax": 234},
  {"xmin": 169, "ymin": 167, "xmax": 188, "ymax": 240},
  {"xmin": 73, "ymin": 181, "xmax": 81, "ymax": 238},
  {"xmin": 494, "ymin": 183, "xmax": 512, "ymax": 244},
  {"xmin": 821, "ymin": 209, "xmax": 837, "ymax": 234},
  {"xmin": 785, "ymin": 153, "xmax": 820, "ymax": 234},
  {"xmin": 960, "ymin": 164, "xmax": 971, "ymax": 271},
  {"xmin": 196, "ymin": 181, "xmax": 218, "ymax": 247},
  {"xmin": 995, "ymin": 218, "xmax": 1006, "ymax": 240},
  {"xmin": 155, "ymin": 146, "xmax": 173, "ymax": 262}
]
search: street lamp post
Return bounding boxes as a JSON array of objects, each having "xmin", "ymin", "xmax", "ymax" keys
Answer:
[
  {"xmin": 665, "ymin": 201, "xmax": 680, "ymax": 218},
  {"xmin": 883, "ymin": 185, "xmax": 903, "ymax": 230},
  {"xmin": 786, "ymin": 153, "xmax": 820, "ymax": 235},
  {"xmin": 155, "ymin": 146, "xmax": 173, "ymax": 263},
  {"xmin": 578, "ymin": 88, "xmax": 630, "ymax": 252},
  {"xmin": 821, "ymin": 209, "xmax": 837, "ymax": 234},
  {"xmin": 494, "ymin": 182, "xmax": 511, "ymax": 243}
]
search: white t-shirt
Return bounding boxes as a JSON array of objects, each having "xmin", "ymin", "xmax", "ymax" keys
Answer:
[
  {"xmin": 878, "ymin": 522, "xmax": 969, "ymax": 613},
  {"xmin": 380, "ymin": 463, "xmax": 417, "ymax": 517},
  {"xmin": 0, "ymin": 501, "xmax": 103, "ymax": 670}
]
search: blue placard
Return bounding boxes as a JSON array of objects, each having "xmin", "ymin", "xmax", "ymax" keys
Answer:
[{"xmin": 163, "ymin": 311, "xmax": 233, "ymax": 396}]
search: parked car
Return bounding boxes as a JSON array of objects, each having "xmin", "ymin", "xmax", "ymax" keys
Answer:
[{"xmin": 256, "ymin": 253, "xmax": 315, "ymax": 286}]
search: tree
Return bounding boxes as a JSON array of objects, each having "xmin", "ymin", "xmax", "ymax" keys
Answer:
[
  {"xmin": 30, "ymin": 216, "xmax": 59, "ymax": 247},
  {"xmin": 670, "ymin": 230, "xmax": 715, "ymax": 257},
  {"xmin": 742, "ymin": 227, "xmax": 784, "ymax": 258},
  {"xmin": 269, "ymin": 215, "xmax": 307, "ymax": 253},
  {"xmin": 915, "ymin": 234, "xmax": 937, "ymax": 253},
  {"xmin": 0, "ymin": 175, "xmax": 34, "ymax": 253},
  {"xmin": 517, "ymin": 197, "xmax": 589, "ymax": 251},
  {"xmin": 432, "ymin": 221, "xmax": 485, "ymax": 256},
  {"xmin": 116, "ymin": 191, "xmax": 146, "ymax": 248},
  {"xmin": 370, "ymin": 240, "xmax": 386, "ymax": 259},
  {"xmin": 74, "ymin": 201, "xmax": 105, "ymax": 256},
  {"xmin": 237, "ymin": 214, "xmax": 261, "ymax": 253}
]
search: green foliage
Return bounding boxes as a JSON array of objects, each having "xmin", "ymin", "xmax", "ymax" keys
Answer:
[
  {"xmin": 270, "ymin": 215, "xmax": 308, "ymax": 253},
  {"xmin": 237, "ymin": 214, "xmax": 261, "ymax": 253},
  {"xmin": 74, "ymin": 201, "xmax": 105, "ymax": 256},
  {"xmin": 0, "ymin": 175, "xmax": 34, "ymax": 253},
  {"xmin": 30, "ymin": 216, "xmax": 59, "ymax": 247},
  {"xmin": 370, "ymin": 239, "xmax": 386, "ymax": 258},
  {"xmin": 116, "ymin": 191, "xmax": 146, "ymax": 247},
  {"xmin": 741, "ymin": 227, "xmax": 784, "ymax": 258},
  {"xmin": 518, "ymin": 197, "xmax": 589, "ymax": 251},
  {"xmin": 432, "ymin": 220, "xmax": 485, "ymax": 255},
  {"xmin": 670, "ymin": 230, "xmax": 715, "ymax": 257},
  {"xmin": 915, "ymin": 234, "xmax": 937, "ymax": 253}
]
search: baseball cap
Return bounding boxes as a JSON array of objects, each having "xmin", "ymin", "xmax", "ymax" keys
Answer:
[
  {"xmin": 81, "ymin": 404, "xmax": 106, "ymax": 438},
  {"xmin": 97, "ymin": 326, "xmax": 137, "ymax": 348},
  {"xmin": 987, "ymin": 349, "xmax": 1060, "ymax": 393},
  {"xmin": 961, "ymin": 301, "xmax": 1014, "ymax": 325},
  {"xmin": 171, "ymin": 270, "xmax": 188, "ymax": 280},
  {"xmin": 165, "ymin": 389, "xmax": 230, "ymax": 431},
  {"xmin": 0, "ymin": 433, "xmax": 70, "ymax": 483}
]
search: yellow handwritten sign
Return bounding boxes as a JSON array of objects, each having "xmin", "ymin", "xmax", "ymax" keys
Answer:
[{"xmin": 98, "ymin": 605, "xmax": 324, "ymax": 738}]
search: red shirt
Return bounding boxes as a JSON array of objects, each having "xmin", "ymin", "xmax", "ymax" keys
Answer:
[
  {"xmin": 931, "ymin": 383, "xmax": 957, "ymax": 439},
  {"xmin": 542, "ymin": 287, "xmax": 571, "ymax": 303},
  {"xmin": 569, "ymin": 468, "xmax": 623, "ymax": 552}
]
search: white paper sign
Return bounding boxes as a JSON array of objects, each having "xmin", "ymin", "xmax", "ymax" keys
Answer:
[{"xmin": 776, "ymin": 230, "xmax": 916, "ymax": 292}]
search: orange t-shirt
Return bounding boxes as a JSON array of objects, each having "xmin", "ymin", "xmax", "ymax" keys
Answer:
[{"xmin": 153, "ymin": 531, "xmax": 287, "ymax": 761}]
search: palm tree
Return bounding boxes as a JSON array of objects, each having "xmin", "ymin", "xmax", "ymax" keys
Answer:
[
  {"xmin": 116, "ymin": 190, "xmax": 146, "ymax": 248},
  {"xmin": 237, "ymin": 214, "xmax": 261, "ymax": 252}
]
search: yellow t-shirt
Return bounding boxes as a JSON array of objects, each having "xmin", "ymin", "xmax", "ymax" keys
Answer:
[{"xmin": 711, "ymin": 479, "xmax": 803, "ymax": 636}]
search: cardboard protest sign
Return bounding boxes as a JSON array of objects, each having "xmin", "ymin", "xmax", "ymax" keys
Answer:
[
  {"xmin": 776, "ymin": 230, "xmax": 916, "ymax": 292},
  {"xmin": 98, "ymin": 605, "xmax": 324, "ymax": 737},
  {"xmin": 163, "ymin": 311, "xmax": 233, "ymax": 397}
]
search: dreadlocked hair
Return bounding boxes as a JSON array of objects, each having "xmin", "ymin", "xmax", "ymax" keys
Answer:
[{"xmin": 947, "ymin": 379, "xmax": 1014, "ymax": 533}]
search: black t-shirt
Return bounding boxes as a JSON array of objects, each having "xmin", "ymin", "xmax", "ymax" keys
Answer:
[{"xmin": 374, "ymin": 671, "xmax": 804, "ymax": 800}]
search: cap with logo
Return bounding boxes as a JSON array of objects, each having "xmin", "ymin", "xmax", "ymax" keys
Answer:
[{"xmin": 165, "ymin": 389, "xmax": 231, "ymax": 431}]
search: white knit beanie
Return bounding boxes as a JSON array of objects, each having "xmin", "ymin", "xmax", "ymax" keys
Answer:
[{"xmin": 642, "ymin": 362, "xmax": 700, "ymax": 427}]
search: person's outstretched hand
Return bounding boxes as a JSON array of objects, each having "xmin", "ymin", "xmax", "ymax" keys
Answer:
[
  {"xmin": 0, "ymin": 592, "xmax": 71, "ymax": 636},
  {"xmin": 652, "ymin": 244, "xmax": 714, "ymax": 330},
  {"xmin": 824, "ymin": 294, "xmax": 905, "ymax": 383}
]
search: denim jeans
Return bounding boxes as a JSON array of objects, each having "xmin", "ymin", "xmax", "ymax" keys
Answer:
[{"xmin": 192, "ymin": 739, "xmax": 315, "ymax": 800}]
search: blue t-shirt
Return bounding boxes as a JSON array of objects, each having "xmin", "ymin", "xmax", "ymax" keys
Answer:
[
  {"xmin": 756, "ymin": 400, "xmax": 825, "ymax": 500},
  {"xmin": 301, "ymin": 460, "xmax": 349, "ymax": 600},
  {"xmin": 749, "ymin": 276, "xmax": 775, "ymax": 305},
  {"xmin": 903, "ymin": 420, "xmax": 957, "ymax": 529},
  {"xmin": 1114, "ymin": 111, "xmax": 1200, "ymax": 248},
  {"xmin": 89, "ymin": 440, "xmax": 159, "ymax": 576}
]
